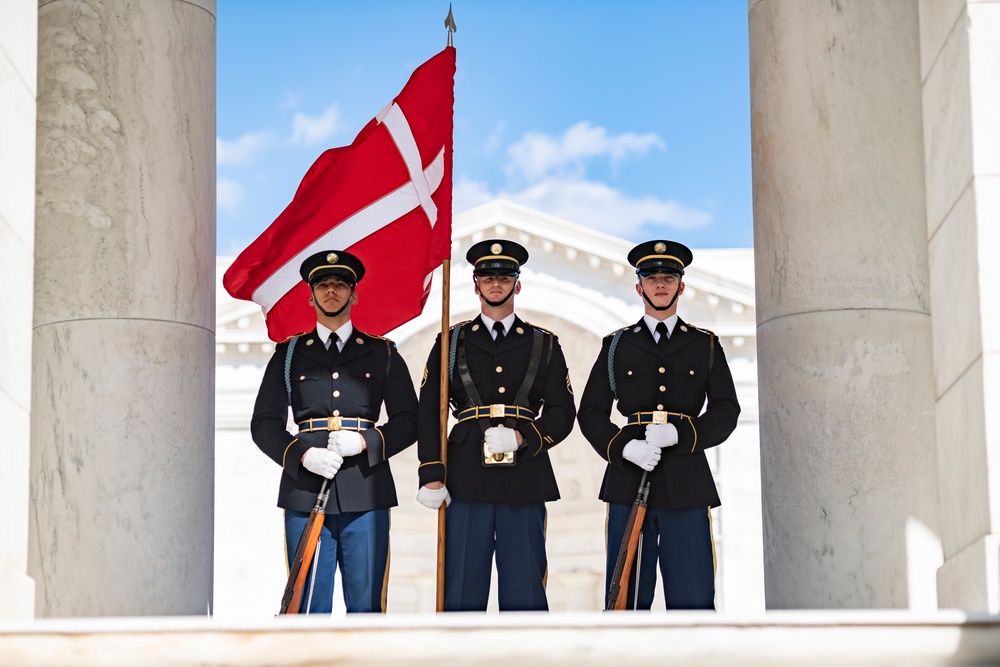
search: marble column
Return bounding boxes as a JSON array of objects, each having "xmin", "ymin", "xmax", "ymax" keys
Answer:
[
  {"xmin": 919, "ymin": 0, "xmax": 1000, "ymax": 613},
  {"xmin": 30, "ymin": 0, "xmax": 216, "ymax": 616},
  {"xmin": 749, "ymin": 1, "xmax": 941, "ymax": 607},
  {"xmin": 0, "ymin": 0, "xmax": 38, "ymax": 620}
]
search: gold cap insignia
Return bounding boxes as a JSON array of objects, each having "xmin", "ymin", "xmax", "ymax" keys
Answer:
[
  {"xmin": 491, "ymin": 243, "xmax": 503, "ymax": 254},
  {"xmin": 654, "ymin": 242, "xmax": 667, "ymax": 253},
  {"xmin": 327, "ymin": 252, "xmax": 339, "ymax": 263}
]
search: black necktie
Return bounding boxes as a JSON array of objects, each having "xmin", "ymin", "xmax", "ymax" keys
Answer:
[
  {"xmin": 493, "ymin": 321, "xmax": 505, "ymax": 343},
  {"xmin": 327, "ymin": 332, "xmax": 340, "ymax": 360},
  {"xmin": 656, "ymin": 322, "xmax": 669, "ymax": 349}
]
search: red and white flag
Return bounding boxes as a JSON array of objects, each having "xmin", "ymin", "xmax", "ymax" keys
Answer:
[{"xmin": 223, "ymin": 46, "xmax": 455, "ymax": 341}]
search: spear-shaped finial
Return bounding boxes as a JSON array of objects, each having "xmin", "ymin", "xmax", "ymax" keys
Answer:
[{"xmin": 444, "ymin": 4, "xmax": 457, "ymax": 46}]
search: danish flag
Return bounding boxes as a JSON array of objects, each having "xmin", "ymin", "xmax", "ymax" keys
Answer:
[{"xmin": 223, "ymin": 47, "xmax": 456, "ymax": 341}]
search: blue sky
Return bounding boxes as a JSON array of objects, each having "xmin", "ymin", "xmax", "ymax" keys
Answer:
[{"xmin": 217, "ymin": 1, "xmax": 751, "ymax": 256}]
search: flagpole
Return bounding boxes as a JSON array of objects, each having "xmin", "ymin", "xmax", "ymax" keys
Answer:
[{"xmin": 436, "ymin": 258, "xmax": 451, "ymax": 612}]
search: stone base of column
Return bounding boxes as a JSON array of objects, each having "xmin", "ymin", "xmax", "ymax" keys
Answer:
[
  {"xmin": 0, "ymin": 566, "xmax": 35, "ymax": 620},
  {"xmin": 937, "ymin": 535, "xmax": 1000, "ymax": 612}
]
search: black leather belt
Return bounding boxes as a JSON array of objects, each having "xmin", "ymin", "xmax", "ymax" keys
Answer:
[
  {"xmin": 456, "ymin": 404, "xmax": 536, "ymax": 423},
  {"xmin": 627, "ymin": 410, "xmax": 690, "ymax": 426},
  {"xmin": 298, "ymin": 417, "xmax": 374, "ymax": 432}
]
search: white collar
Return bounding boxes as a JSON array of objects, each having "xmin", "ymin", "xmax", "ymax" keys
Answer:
[
  {"xmin": 480, "ymin": 312, "xmax": 515, "ymax": 337},
  {"xmin": 643, "ymin": 313, "xmax": 678, "ymax": 339},
  {"xmin": 316, "ymin": 320, "xmax": 353, "ymax": 349}
]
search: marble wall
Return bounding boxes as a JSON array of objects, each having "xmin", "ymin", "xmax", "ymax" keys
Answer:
[
  {"xmin": 28, "ymin": 0, "xmax": 217, "ymax": 616},
  {"xmin": 750, "ymin": 0, "xmax": 942, "ymax": 608},
  {"xmin": 0, "ymin": 0, "xmax": 38, "ymax": 620},
  {"xmin": 919, "ymin": 0, "xmax": 1000, "ymax": 612}
]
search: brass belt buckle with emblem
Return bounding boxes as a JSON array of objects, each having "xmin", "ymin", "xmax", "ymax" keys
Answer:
[
  {"xmin": 327, "ymin": 416, "xmax": 343, "ymax": 431},
  {"xmin": 651, "ymin": 410, "xmax": 668, "ymax": 424}
]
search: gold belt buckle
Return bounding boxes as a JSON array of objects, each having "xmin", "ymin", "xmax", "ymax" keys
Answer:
[
  {"xmin": 489, "ymin": 404, "xmax": 506, "ymax": 419},
  {"xmin": 651, "ymin": 410, "xmax": 668, "ymax": 424},
  {"xmin": 327, "ymin": 416, "xmax": 342, "ymax": 431}
]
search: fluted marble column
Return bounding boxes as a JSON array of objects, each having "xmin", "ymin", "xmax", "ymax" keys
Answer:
[
  {"xmin": 920, "ymin": 0, "xmax": 1000, "ymax": 612},
  {"xmin": 30, "ymin": 0, "xmax": 216, "ymax": 616},
  {"xmin": 0, "ymin": 0, "xmax": 38, "ymax": 620},
  {"xmin": 750, "ymin": 1, "xmax": 941, "ymax": 607}
]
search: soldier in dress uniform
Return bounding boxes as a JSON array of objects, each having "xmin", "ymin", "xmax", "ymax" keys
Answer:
[
  {"xmin": 251, "ymin": 249, "xmax": 418, "ymax": 613},
  {"xmin": 415, "ymin": 239, "xmax": 577, "ymax": 611},
  {"xmin": 577, "ymin": 240, "xmax": 740, "ymax": 610}
]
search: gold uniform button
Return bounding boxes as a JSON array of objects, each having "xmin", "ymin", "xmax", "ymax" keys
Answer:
[
  {"xmin": 627, "ymin": 370, "xmax": 633, "ymax": 376},
  {"xmin": 333, "ymin": 390, "xmax": 341, "ymax": 397},
  {"xmin": 498, "ymin": 387, "xmax": 506, "ymax": 394},
  {"xmin": 332, "ymin": 372, "xmax": 339, "ymax": 379},
  {"xmin": 496, "ymin": 366, "xmax": 503, "ymax": 373},
  {"xmin": 299, "ymin": 375, "xmax": 305, "ymax": 380},
  {"xmin": 659, "ymin": 367, "xmax": 666, "ymax": 374},
  {"xmin": 333, "ymin": 410, "xmax": 341, "ymax": 417},
  {"xmin": 366, "ymin": 372, "xmax": 371, "ymax": 378},
  {"xmin": 689, "ymin": 370, "xmax": 695, "ymax": 375},
  {"xmin": 659, "ymin": 386, "xmax": 666, "ymax": 392},
  {"xmin": 657, "ymin": 404, "xmax": 664, "ymax": 410}
]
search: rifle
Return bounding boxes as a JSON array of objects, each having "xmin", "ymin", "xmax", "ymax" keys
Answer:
[
  {"xmin": 278, "ymin": 478, "xmax": 331, "ymax": 614},
  {"xmin": 606, "ymin": 471, "xmax": 650, "ymax": 611}
]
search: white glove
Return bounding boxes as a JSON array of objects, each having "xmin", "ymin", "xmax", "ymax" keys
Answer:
[
  {"xmin": 302, "ymin": 448, "xmax": 344, "ymax": 479},
  {"xmin": 417, "ymin": 485, "xmax": 451, "ymax": 509},
  {"xmin": 328, "ymin": 430, "xmax": 364, "ymax": 457},
  {"xmin": 645, "ymin": 423, "xmax": 679, "ymax": 449},
  {"xmin": 484, "ymin": 426, "xmax": 519, "ymax": 454},
  {"xmin": 623, "ymin": 439, "xmax": 661, "ymax": 471}
]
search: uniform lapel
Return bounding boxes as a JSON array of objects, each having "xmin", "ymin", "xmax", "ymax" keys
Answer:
[
  {"xmin": 498, "ymin": 316, "xmax": 531, "ymax": 352},
  {"xmin": 297, "ymin": 329, "xmax": 331, "ymax": 366},
  {"xmin": 463, "ymin": 316, "xmax": 495, "ymax": 353},
  {"xmin": 624, "ymin": 318, "xmax": 659, "ymax": 356},
  {"xmin": 663, "ymin": 317, "xmax": 697, "ymax": 357},
  {"xmin": 336, "ymin": 329, "xmax": 375, "ymax": 366}
]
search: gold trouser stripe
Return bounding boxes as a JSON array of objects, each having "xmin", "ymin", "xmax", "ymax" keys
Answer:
[
  {"xmin": 708, "ymin": 507, "xmax": 718, "ymax": 589},
  {"xmin": 541, "ymin": 508, "xmax": 549, "ymax": 589},
  {"xmin": 380, "ymin": 510, "xmax": 391, "ymax": 613}
]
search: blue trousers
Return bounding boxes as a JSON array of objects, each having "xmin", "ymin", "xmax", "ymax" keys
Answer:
[
  {"xmin": 605, "ymin": 503, "xmax": 715, "ymax": 610},
  {"xmin": 284, "ymin": 508, "xmax": 389, "ymax": 614},
  {"xmin": 444, "ymin": 499, "xmax": 548, "ymax": 611}
]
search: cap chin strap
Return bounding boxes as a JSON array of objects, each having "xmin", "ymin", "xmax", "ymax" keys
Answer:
[
  {"xmin": 475, "ymin": 276, "xmax": 517, "ymax": 308},
  {"xmin": 313, "ymin": 284, "xmax": 354, "ymax": 318},
  {"xmin": 638, "ymin": 272, "xmax": 682, "ymax": 312}
]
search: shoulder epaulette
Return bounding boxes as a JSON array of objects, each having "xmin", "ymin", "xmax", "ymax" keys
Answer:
[
  {"xmin": 524, "ymin": 321, "xmax": 556, "ymax": 337},
  {"xmin": 687, "ymin": 324, "xmax": 717, "ymax": 338},
  {"xmin": 279, "ymin": 330, "xmax": 310, "ymax": 344},
  {"xmin": 366, "ymin": 332, "xmax": 396, "ymax": 345},
  {"xmin": 449, "ymin": 319, "xmax": 472, "ymax": 331},
  {"xmin": 604, "ymin": 325, "xmax": 631, "ymax": 339}
]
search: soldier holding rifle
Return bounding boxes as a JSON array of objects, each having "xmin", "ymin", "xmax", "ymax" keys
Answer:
[
  {"xmin": 416, "ymin": 239, "xmax": 576, "ymax": 611},
  {"xmin": 578, "ymin": 240, "xmax": 740, "ymax": 610},
  {"xmin": 251, "ymin": 250, "xmax": 418, "ymax": 613}
]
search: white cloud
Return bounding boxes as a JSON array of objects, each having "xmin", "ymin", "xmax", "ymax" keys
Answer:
[
  {"xmin": 454, "ymin": 179, "xmax": 496, "ymax": 213},
  {"xmin": 289, "ymin": 103, "xmax": 342, "ymax": 147},
  {"xmin": 506, "ymin": 121, "xmax": 665, "ymax": 181},
  {"xmin": 506, "ymin": 178, "xmax": 710, "ymax": 236},
  {"xmin": 216, "ymin": 177, "xmax": 245, "ymax": 214},
  {"xmin": 217, "ymin": 132, "xmax": 273, "ymax": 167},
  {"xmin": 454, "ymin": 176, "xmax": 710, "ymax": 238}
]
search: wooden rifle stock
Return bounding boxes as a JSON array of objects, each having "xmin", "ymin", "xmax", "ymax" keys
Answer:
[
  {"xmin": 606, "ymin": 471, "xmax": 650, "ymax": 611},
  {"xmin": 278, "ymin": 478, "xmax": 331, "ymax": 615}
]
